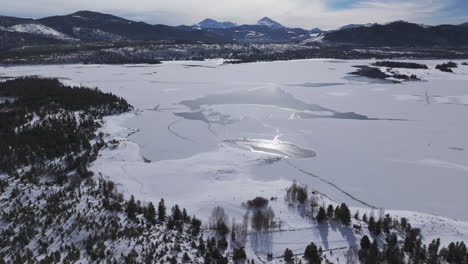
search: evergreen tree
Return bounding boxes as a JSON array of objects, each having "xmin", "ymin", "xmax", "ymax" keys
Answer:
[
  {"xmin": 362, "ymin": 213, "xmax": 368, "ymax": 223},
  {"xmin": 334, "ymin": 205, "xmax": 341, "ymax": 221},
  {"xmin": 198, "ymin": 237, "xmax": 206, "ymax": 255},
  {"xmin": 384, "ymin": 233, "xmax": 402, "ymax": 264},
  {"xmin": 361, "ymin": 235, "xmax": 371, "ymax": 250},
  {"xmin": 382, "ymin": 214, "xmax": 392, "ymax": 234},
  {"xmin": 158, "ymin": 199, "xmax": 166, "ymax": 221},
  {"xmin": 359, "ymin": 237, "xmax": 374, "ymax": 264},
  {"xmin": 145, "ymin": 202, "xmax": 156, "ymax": 224},
  {"xmin": 326, "ymin": 205, "xmax": 334, "ymax": 219},
  {"xmin": 233, "ymin": 248, "xmax": 247, "ymax": 263},
  {"xmin": 400, "ymin": 217, "xmax": 408, "ymax": 230},
  {"xmin": 338, "ymin": 203, "xmax": 351, "ymax": 226},
  {"xmin": 172, "ymin": 205, "xmax": 182, "ymax": 221},
  {"xmin": 182, "ymin": 252, "xmax": 191, "ymax": 263},
  {"xmin": 365, "ymin": 240, "xmax": 380, "ymax": 264},
  {"xmin": 368, "ymin": 216, "xmax": 375, "ymax": 234},
  {"xmin": 191, "ymin": 217, "xmax": 202, "ymax": 236},
  {"xmin": 316, "ymin": 207, "xmax": 327, "ymax": 223},
  {"xmin": 427, "ymin": 239, "xmax": 440, "ymax": 264},
  {"xmin": 126, "ymin": 195, "xmax": 137, "ymax": 220},
  {"xmin": 182, "ymin": 208, "xmax": 189, "ymax": 222},
  {"xmin": 304, "ymin": 242, "xmax": 321, "ymax": 264},
  {"xmin": 373, "ymin": 220, "xmax": 382, "ymax": 236},
  {"xmin": 354, "ymin": 210, "xmax": 360, "ymax": 220},
  {"xmin": 284, "ymin": 248, "xmax": 294, "ymax": 263},
  {"xmin": 404, "ymin": 228, "xmax": 421, "ymax": 254},
  {"xmin": 297, "ymin": 188, "xmax": 308, "ymax": 203},
  {"xmin": 441, "ymin": 241, "xmax": 467, "ymax": 264}
]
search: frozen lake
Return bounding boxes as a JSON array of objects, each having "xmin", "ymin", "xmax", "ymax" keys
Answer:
[{"xmin": 2, "ymin": 59, "xmax": 468, "ymax": 223}]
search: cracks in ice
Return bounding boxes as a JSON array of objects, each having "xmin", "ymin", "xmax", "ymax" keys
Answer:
[{"xmin": 167, "ymin": 119, "xmax": 195, "ymax": 142}]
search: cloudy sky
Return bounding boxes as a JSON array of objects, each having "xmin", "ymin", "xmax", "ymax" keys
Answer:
[{"xmin": 1, "ymin": 0, "xmax": 467, "ymax": 29}]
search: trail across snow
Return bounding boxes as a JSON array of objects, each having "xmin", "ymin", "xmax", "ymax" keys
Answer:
[{"xmin": 285, "ymin": 160, "xmax": 379, "ymax": 209}]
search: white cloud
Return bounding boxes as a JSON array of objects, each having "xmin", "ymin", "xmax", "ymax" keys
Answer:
[{"xmin": 0, "ymin": 0, "xmax": 455, "ymax": 29}]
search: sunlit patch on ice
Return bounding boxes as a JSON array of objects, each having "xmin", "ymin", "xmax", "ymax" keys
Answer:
[{"xmin": 223, "ymin": 137, "xmax": 317, "ymax": 159}]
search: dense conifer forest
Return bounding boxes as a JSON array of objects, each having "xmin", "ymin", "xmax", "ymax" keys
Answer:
[{"xmin": 0, "ymin": 78, "xmax": 212, "ymax": 263}]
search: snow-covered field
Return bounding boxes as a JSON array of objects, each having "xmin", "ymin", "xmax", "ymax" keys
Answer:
[{"xmin": 2, "ymin": 59, "xmax": 468, "ymax": 259}]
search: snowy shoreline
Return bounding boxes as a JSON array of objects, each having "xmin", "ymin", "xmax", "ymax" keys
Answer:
[
  {"xmin": 94, "ymin": 110, "xmax": 468, "ymax": 258},
  {"xmin": 2, "ymin": 59, "xmax": 468, "ymax": 260}
]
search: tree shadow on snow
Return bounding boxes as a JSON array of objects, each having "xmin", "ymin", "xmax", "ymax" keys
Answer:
[
  {"xmin": 250, "ymin": 231, "xmax": 273, "ymax": 256},
  {"xmin": 315, "ymin": 223, "xmax": 330, "ymax": 250}
]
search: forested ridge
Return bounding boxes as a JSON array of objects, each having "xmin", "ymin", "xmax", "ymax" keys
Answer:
[
  {"xmin": 0, "ymin": 77, "xmax": 131, "ymax": 173},
  {"xmin": 0, "ymin": 78, "xmax": 212, "ymax": 263}
]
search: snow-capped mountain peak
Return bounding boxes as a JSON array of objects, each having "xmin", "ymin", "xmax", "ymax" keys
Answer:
[
  {"xmin": 338, "ymin": 23, "xmax": 377, "ymax": 30},
  {"xmin": 195, "ymin": 18, "xmax": 237, "ymax": 29},
  {"xmin": 257, "ymin": 17, "xmax": 285, "ymax": 29}
]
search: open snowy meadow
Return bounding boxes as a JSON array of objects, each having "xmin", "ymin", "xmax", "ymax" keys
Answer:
[{"xmin": 2, "ymin": 59, "xmax": 468, "ymax": 260}]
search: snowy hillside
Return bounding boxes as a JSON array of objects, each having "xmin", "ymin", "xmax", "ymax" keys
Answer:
[
  {"xmin": 72, "ymin": 26, "xmax": 127, "ymax": 41},
  {"xmin": 9, "ymin": 23, "xmax": 77, "ymax": 41}
]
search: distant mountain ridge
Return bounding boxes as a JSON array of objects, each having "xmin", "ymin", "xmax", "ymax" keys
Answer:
[
  {"xmin": 38, "ymin": 11, "xmax": 228, "ymax": 42},
  {"xmin": 180, "ymin": 16, "xmax": 312, "ymax": 43},
  {"xmin": 2, "ymin": 11, "xmax": 468, "ymax": 50},
  {"xmin": 195, "ymin": 18, "xmax": 237, "ymax": 29},
  {"xmin": 0, "ymin": 15, "xmax": 38, "ymax": 27},
  {"xmin": 324, "ymin": 21, "xmax": 468, "ymax": 46},
  {"xmin": 0, "ymin": 11, "xmax": 229, "ymax": 50},
  {"xmin": 338, "ymin": 23, "xmax": 377, "ymax": 30}
]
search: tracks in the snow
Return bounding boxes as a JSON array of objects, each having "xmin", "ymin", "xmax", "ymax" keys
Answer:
[{"xmin": 285, "ymin": 160, "xmax": 379, "ymax": 209}]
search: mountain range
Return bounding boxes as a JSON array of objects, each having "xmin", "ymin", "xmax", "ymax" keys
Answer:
[
  {"xmin": 1, "ymin": 10, "xmax": 468, "ymax": 50},
  {"xmin": 180, "ymin": 16, "xmax": 312, "ymax": 43},
  {"xmin": 324, "ymin": 21, "xmax": 468, "ymax": 46}
]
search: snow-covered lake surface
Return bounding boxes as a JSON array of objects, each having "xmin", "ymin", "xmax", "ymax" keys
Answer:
[{"xmin": 2, "ymin": 59, "xmax": 468, "ymax": 257}]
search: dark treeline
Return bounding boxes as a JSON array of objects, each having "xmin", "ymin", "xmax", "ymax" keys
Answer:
[
  {"xmin": 436, "ymin": 61, "xmax": 458, "ymax": 72},
  {"xmin": 0, "ymin": 77, "xmax": 213, "ymax": 263},
  {"xmin": 0, "ymin": 77, "xmax": 131, "ymax": 174},
  {"xmin": 372, "ymin": 61, "xmax": 429, "ymax": 69},
  {"xmin": 286, "ymin": 179, "xmax": 467, "ymax": 264},
  {"xmin": 0, "ymin": 77, "xmax": 130, "ymax": 114},
  {"xmin": 350, "ymin": 66, "xmax": 420, "ymax": 82},
  {"xmin": 353, "ymin": 212, "xmax": 468, "ymax": 264}
]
